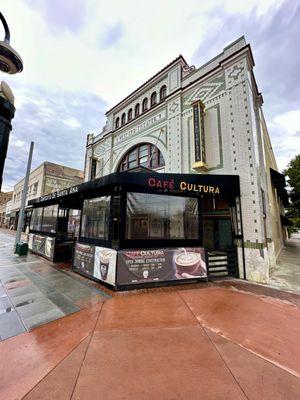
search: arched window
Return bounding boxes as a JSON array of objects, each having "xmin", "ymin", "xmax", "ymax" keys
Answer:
[
  {"xmin": 142, "ymin": 98, "xmax": 148, "ymax": 112},
  {"xmin": 117, "ymin": 143, "xmax": 165, "ymax": 172},
  {"xmin": 135, "ymin": 103, "xmax": 140, "ymax": 117},
  {"xmin": 121, "ymin": 113, "xmax": 126, "ymax": 125},
  {"xmin": 115, "ymin": 117, "xmax": 120, "ymax": 129},
  {"xmin": 150, "ymin": 92, "xmax": 157, "ymax": 107},
  {"xmin": 160, "ymin": 85, "xmax": 167, "ymax": 101},
  {"xmin": 128, "ymin": 108, "xmax": 133, "ymax": 121}
]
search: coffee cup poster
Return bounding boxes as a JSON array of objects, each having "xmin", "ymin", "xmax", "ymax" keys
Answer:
[
  {"xmin": 117, "ymin": 247, "xmax": 207, "ymax": 285},
  {"xmin": 94, "ymin": 247, "xmax": 117, "ymax": 286}
]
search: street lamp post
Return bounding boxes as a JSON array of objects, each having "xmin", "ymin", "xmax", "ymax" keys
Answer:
[{"xmin": 0, "ymin": 11, "xmax": 23, "ymax": 191}]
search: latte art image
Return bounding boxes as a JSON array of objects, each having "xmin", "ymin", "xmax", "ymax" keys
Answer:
[
  {"xmin": 175, "ymin": 249, "xmax": 206, "ymax": 277},
  {"xmin": 176, "ymin": 252, "xmax": 200, "ymax": 266}
]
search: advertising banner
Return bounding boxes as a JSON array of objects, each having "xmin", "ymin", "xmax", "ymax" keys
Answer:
[
  {"xmin": 117, "ymin": 247, "xmax": 207, "ymax": 285},
  {"xmin": 94, "ymin": 247, "xmax": 117, "ymax": 286},
  {"xmin": 29, "ymin": 234, "xmax": 55, "ymax": 259},
  {"xmin": 73, "ymin": 243, "xmax": 95, "ymax": 276}
]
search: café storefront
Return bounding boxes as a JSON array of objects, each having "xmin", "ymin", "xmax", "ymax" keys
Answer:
[{"xmin": 28, "ymin": 172, "xmax": 242, "ymax": 290}]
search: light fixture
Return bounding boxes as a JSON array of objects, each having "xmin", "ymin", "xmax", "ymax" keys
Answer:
[{"xmin": 0, "ymin": 12, "xmax": 23, "ymax": 74}]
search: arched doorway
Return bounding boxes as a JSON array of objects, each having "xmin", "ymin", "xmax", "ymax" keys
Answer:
[{"xmin": 117, "ymin": 143, "xmax": 165, "ymax": 172}]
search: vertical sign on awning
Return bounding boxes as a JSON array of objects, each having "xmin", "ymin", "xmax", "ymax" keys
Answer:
[{"xmin": 192, "ymin": 101, "xmax": 208, "ymax": 171}]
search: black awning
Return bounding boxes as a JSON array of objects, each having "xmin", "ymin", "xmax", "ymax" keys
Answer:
[
  {"xmin": 270, "ymin": 168, "xmax": 286, "ymax": 190},
  {"xmin": 277, "ymin": 188, "xmax": 289, "ymax": 207},
  {"xmin": 28, "ymin": 171, "xmax": 241, "ymax": 207},
  {"xmin": 280, "ymin": 214, "xmax": 293, "ymax": 226}
]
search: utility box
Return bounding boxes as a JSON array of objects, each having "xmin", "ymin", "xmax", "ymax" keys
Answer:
[{"xmin": 15, "ymin": 242, "xmax": 28, "ymax": 256}]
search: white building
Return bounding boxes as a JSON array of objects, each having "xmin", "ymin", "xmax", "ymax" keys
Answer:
[{"xmin": 84, "ymin": 36, "xmax": 287, "ymax": 283}]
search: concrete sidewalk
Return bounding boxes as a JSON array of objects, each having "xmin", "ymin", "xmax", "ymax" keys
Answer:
[
  {"xmin": 0, "ymin": 281, "xmax": 300, "ymax": 399},
  {"xmin": 1, "ymin": 229, "xmax": 300, "ymax": 399},
  {"xmin": 0, "ymin": 230, "xmax": 109, "ymax": 340},
  {"xmin": 269, "ymin": 233, "xmax": 300, "ymax": 294}
]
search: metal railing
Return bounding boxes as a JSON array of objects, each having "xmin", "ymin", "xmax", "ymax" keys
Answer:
[{"xmin": 206, "ymin": 247, "xmax": 238, "ymax": 278}]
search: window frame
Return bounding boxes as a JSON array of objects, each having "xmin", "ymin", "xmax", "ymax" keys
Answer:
[
  {"xmin": 160, "ymin": 85, "xmax": 167, "ymax": 101},
  {"xmin": 128, "ymin": 108, "xmax": 133, "ymax": 122},
  {"xmin": 79, "ymin": 195, "xmax": 112, "ymax": 246},
  {"xmin": 150, "ymin": 92, "xmax": 157, "ymax": 107},
  {"xmin": 135, "ymin": 103, "xmax": 140, "ymax": 117},
  {"xmin": 142, "ymin": 98, "xmax": 148, "ymax": 112},
  {"xmin": 121, "ymin": 113, "xmax": 126, "ymax": 125},
  {"xmin": 115, "ymin": 117, "xmax": 120, "ymax": 129},
  {"xmin": 119, "ymin": 190, "xmax": 203, "ymax": 249},
  {"xmin": 117, "ymin": 143, "xmax": 165, "ymax": 172},
  {"xmin": 90, "ymin": 158, "xmax": 97, "ymax": 180}
]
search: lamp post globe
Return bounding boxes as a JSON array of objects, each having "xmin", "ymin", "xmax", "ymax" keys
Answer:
[
  {"xmin": 0, "ymin": 11, "xmax": 23, "ymax": 191},
  {"xmin": 0, "ymin": 12, "xmax": 23, "ymax": 74}
]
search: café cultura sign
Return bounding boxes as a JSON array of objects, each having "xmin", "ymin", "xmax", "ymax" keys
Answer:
[{"xmin": 147, "ymin": 177, "xmax": 220, "ymax": 194}]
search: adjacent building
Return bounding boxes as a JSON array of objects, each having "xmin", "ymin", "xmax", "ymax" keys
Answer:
[
  {"xmin": 0, "ymin": 191, "xmax": 12, "ymax": 228},
  {"xmin": 84, "ymin": 36, "xmax": 287, "ymax": 284},
  {"xmin": 10, "ymin": 162, "xmax": 84, "ymax": 229}
]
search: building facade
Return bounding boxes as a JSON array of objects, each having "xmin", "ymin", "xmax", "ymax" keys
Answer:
[
  {"xmin": 11, "ymin": 162, "xmax": 84, "ymax": 229},
  {"xmin": 0, "ymin": 190, "xmax": 12, "ymax": 227},
  {"xmin": 84, "ymin": 37, "xmax": 286, "ymax": 284}
]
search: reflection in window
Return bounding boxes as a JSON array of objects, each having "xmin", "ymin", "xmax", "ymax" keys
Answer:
[
  {"xmin": 81, "ymin": 196, "xmax": 110, "ymax": 240},
  {"xmin": 135, "ymin": 103, "xmax": 140, "ymax": 117},
  {"xmin": 115, "ymin": 117, "xmax": 120, "ymax": 129},
  {"xmin": 126, "ymin": 192, "xmax": 198, "ymax": 240},
  {"xmin": 68, "ymin": 209, "xmax": 81, "ymax": 238},
  {"xmin": 41, "ymin": 205, "xmax": 58, "ymax": 233},
  {"xmin": 30, "ymin": 207, "xmax": 43, "ymax": 231}
]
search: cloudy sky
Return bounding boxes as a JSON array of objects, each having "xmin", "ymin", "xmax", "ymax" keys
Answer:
[{"xmin": 1, "ymin": 0, "xmax": 299, "ymax": 190}]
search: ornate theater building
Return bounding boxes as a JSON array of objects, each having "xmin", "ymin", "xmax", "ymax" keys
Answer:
[
  {"xmin": 28, "ymin": 37, "xmax": 287, "ymax": 289},
  {"xmin": 82, "ymin": 36, "xmax": 287, "ymax": 285}
]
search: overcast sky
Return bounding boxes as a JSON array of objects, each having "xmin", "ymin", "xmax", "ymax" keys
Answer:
[{"xmin": 1, "ymin": 0, "xmax": 299, "ymax": 190}]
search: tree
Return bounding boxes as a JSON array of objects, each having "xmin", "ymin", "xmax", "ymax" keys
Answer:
[{"xmin": 284, "ymin": 154, "xmax": 300, "ymax": 232}]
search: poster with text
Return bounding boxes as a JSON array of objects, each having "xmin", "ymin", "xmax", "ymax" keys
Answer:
[
  {"xmin": 117, "ymin": 247, "xmax": 207, "ymax": 285},
  {"xmin": 73, "ymin": 243, "xmax": 95, "ymax": 276},
  {"xmin": 32, "ymin": 235, "xmax": 55, "ymax": 259},
  {"xmin": 94, "ymin": 247, "xmax": 117, "ymax": 286}
]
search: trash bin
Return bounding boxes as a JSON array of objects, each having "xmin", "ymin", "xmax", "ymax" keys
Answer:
[{"xmin": 15, "ymin": 242, "xmax": 28, "ymax": 256}]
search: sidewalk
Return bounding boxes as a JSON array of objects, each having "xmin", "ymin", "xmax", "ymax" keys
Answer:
[
  {"xmin": 0, "ymin": 230, "xmax": 109, "ymax": 340},
  {"xmin": 269, "ymin": 233, "xmax": 300, "ymax": 294},
  {"xmin": 0, "ymin": 230, "xmax": 300, "ymax": 399}
]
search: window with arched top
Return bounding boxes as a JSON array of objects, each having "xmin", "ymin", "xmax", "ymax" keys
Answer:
[
  {"xmin": 121, "ymin": 113, "xmax": 126, "ymax": 125},
  {"xmin": 150, "ymin": 92, "xmax": 157, "ymax": 107},
  {"xmin": 135, "ymin": 103, "xmax": 140, "ymax": 117},
  {"xmin": 117, "ymin": 143, "xmax": 165, "ymax": 172},
  {"xmin": 160, "ymin": 85, "xmax": 167, "ymax": 101},
  {"xmin": 128, "ymin": 108, "xmax": 133, "ymax": 121},
  {"xmin": 115, "ymin": 117, "xmax": 120, "ymax": 129},
  {"xmin": 142, "ymin": 98, "xmax": 148, "ymax": 112}
]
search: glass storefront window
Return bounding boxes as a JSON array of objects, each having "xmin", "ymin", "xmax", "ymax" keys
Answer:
[
  {"xmin": 41, "ymin": 205, "xmax": 58, "ymax": 233},
  {"xmin": 68, "ymin": 209, "xmax": 81, "ymax": 238},
  {"xmin": 30, "ymin": 207, "xmax": 43, "ymax": 231},
  {"xmin": 81, "ymin": 196, "xmax": 110, "ymax": 240},
  {"xmin": 126, "ymin": 192, "xmax": 198, "ymax": 240}
]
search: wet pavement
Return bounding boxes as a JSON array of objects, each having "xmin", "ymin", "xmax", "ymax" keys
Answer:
[
  {"xmin": 269, "ymin": 233, "xmax": 300, "ymax": 294},
  {"xmin": 0, "ymin": 230, "xmax": 109, "ymax": 340},
  {"xmin": 0, "ymin": 229, "xmax": 300, "ymax": 399}
]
